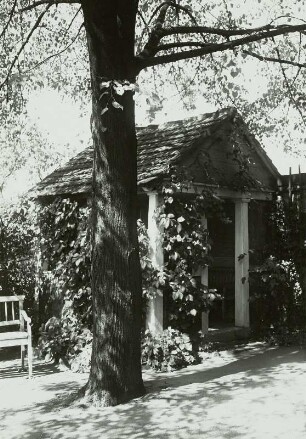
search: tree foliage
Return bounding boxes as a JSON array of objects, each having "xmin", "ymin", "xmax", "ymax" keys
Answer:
[
  {"xmin": 0, "ymin": 1, "xmax": 89, "ymax": 196},
  {"xmin": 0, "ymin": 202, "xmax": 36, "ymax": 300}
]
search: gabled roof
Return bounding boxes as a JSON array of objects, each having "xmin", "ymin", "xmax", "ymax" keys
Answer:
[{"xmin": 33, "ymin": 107, "xmax": 280, "ymax": 198}]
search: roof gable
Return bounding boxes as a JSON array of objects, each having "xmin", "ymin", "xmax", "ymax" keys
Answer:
[{"xmin": 33, "ymin": 107, "xmax": 280, "ymax": 198}]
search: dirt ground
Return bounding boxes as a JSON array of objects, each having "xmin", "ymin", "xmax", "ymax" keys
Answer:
[{"xmin": 1, "ymin": 342, "xmax": 306, "ymax": 439}]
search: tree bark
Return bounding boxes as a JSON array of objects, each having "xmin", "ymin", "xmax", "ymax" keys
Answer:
[{"xmin": 80, "ymin": 0, "xmax": 145, "ymax": 406}]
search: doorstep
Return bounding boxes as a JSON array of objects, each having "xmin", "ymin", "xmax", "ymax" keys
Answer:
[{"xmin": 205, "ymin": 326, "xmax": 250, "ymax": 343}]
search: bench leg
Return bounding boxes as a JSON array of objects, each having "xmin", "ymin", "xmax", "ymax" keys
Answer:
[
  {"xmin": 28, "ymin": 340, "xmax": 33, "ymax": 378},
  {"xmin": 21, "ymin": 345, "xmax": 26, "ymax": 370}
]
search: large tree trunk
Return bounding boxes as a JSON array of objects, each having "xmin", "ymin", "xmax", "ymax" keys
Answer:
[{"xmin": 80, "ymin": 0, "xmax": 145, "ymax": 406}]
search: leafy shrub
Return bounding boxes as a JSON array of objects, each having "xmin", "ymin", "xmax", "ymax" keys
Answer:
[
  {"xmin": 71, "ymin": 343, "xmax": 92, "ymax": 373},
  {"xmin": 37, "ymin": 302, "xmax": 92, "ymax": 364},
  {"xmin": 265, "ymin": 327, "xmax": 306, "ymax": 347},
  {"xmin": 142, "ymin": 328, "xmax": 199, "ymax": 372},
  {"xmin": 250, "ymin": 256, "xmax": 303, "ymax": 331},
  {"xmin": 0, "ymin": 202, "xmax": 36, "ymax": 292},
  {"xmin": 0, "ymin": 201, "xmax": 37, "ymax": 328},
  {"xmin": 37, "ymin": 198, "xmax": 92, "ymax": 329}
]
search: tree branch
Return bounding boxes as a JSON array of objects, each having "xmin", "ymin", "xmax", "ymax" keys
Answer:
[
  {"xmin": 23, "ymin": 23, "xmax": 84, "ymax": 74},
  {"xmin": 136, "ymin": 23, "xmax": 306, "ymax": 71},
  {"xmin": 0, "ymin": 0, "xmax": 18, "ymax": 39},
  {"xmin": 137, "ymin": 2, "xmax": 172, "ymax": 59},
  {"xmin": 243, "ymin": 50, "xmax": 306, "ymax": 69},
  {"xmin": 0, "ymin": 4, "xmax": 51, "ymax": 90},
  {"xmin": 137, "ymin": 8, "xmax": 149, "ymax": 31},
  {"xmin": 138, "ymin": 1, "xmax": 208, "ymax": 59},
  {"xmin": 272, "ymin": 39, "xmax": 306, "ymax": 126},
  {"xmin": 147, "ymin": 2, "xmax": 173, "ymax": 25},
  {"xmin": 156, "ymin": 41, "xmax": 207, "ymax": 52},
  {"xmin": 61, "ymin": 5, "xmax": 82, "ymax": 40},
  {"xmin": 154, "ymin": 2, "xmax": 202, "ymax": 26},
  {"xmin": 20, "ymin": 0, "xmax": 79, "ymax": 13},
  {"xmin": 161, "ymin": 23, "xmax": 306, "ymax": 38}
]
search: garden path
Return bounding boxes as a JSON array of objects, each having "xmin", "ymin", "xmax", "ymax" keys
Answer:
[{"xmin": 0, "ymin": 342, "xmax": 306, "ymax": 439}]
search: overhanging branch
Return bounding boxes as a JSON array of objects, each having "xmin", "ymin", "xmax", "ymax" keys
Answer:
[
  {"xmin": 148, "ymin": 2, "xmax": 200, "ymax": 26},
  {"xmin": 272, "ymin": 40, "xmax": 306, "ymax": 126},
  {"xmin": 243, "ymin": 50, "xmax": 306, "ymax": 69},
  {"xmin": 137, "ymin": 2, "xmax": 172, "ymax": 59},
  {"xmin": 0, "ymin": 0, "xmax": 18, "ymax": 39},
  {"xmin": 156, "ymin": 41, "xmax": 207, "ymax": 52},
  {"xmin": 136, "ymin": 23, "xmax": 306, "ymax": 71},
  {"xmin": 160, "ymin": 24, "xmax": 289, "ymax": 38},
  {"xmin": 138, "ymin": 1, "xmax": 204, "ymax": 59},
  {"xmin": 22, "ymin": 23, "xmax": 84, "ymax": 74},
  {"xmin": 0, "ymin": 4, "xmax": 52, "ymax": 90},
  {"xmin": 20, "ymin": 0, "xmax": 80, "ymax": 13}
]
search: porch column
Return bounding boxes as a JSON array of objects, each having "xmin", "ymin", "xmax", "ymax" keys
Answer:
[
  {"xmin": 234, "ymin": 198, "xmax": 250, "ymax": 327},
  {"xmin": 201, "ymin": 215, "xmax": 209, "ymax": 334},
  {"xmin": 146, "ymin": 192, "xmax": 164, "ymax": 334}
]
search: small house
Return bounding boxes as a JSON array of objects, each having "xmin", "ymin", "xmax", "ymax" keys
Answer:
[{"xmin": 34, "ymin": 107, "xmax": 282, "ymax": 334}]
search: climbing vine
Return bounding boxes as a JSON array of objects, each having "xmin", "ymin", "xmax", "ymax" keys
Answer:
[
  {"xmin": 34, "ymin": 171, "xmax": 229, "ymax": 363},
  {"xmin": 38, "ymin": 198, "xmax": 91, "ymax": 326},
  {"xmin": 156, "ymin": 168, "xmax": 228, "ymax": 333},
  {"xmin": 229, "ymin": 118, "xmax": 262, "ymax": 192},
  {"xmin": 36, "ymin": 198, "xmax": 92, "ymax": 360}
]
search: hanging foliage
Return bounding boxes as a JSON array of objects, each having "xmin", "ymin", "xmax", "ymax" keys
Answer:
[
  {"xmin": 0, "ymin": 202, "xmax": 36, "ymax": 311},
  {"xmin": 157, "ymin": 169, "xmax": 226, "ymax": 334},
  {"xmin": 37, "ymin": 198, "xmax": 91, "ymax": 323},
  {"xmin": 35, "ymin": 198, "xmax": 92, "ymax": 364}
]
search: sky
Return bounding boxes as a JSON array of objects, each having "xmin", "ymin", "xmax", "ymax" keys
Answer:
[{"xmin": 27, "ymin": 91, "xmax": 90, "ymax": 148}]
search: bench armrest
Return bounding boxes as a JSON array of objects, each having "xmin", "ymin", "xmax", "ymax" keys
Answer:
[{"xmin": 21, "ymin": 310, "xmax": 31, "ymax": 324}]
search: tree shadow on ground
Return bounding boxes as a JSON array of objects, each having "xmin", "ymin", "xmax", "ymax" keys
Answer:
[
  {"xmin": 1, "ymin": 345, "xmax": 306, "ymax": 439},
  {"xmin": 0, "ymin": 361, "xmax": 65, "ymax": 380},
  {"xmin": 144, "ymin": 343, "xmax": 306, "ymax": 391}
]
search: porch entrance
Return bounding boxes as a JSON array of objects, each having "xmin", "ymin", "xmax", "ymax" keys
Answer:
[{"xmin": 208, "ymin": 200, "xmax": 235, "ymax": 327}]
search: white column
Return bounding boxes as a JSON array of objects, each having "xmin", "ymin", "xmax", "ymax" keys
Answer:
[
  {"xmin": 200, "ymin": 215, "xmax": 209, "ymax": 334},
  {"xmin": 235, "ymin": 199, "xmax": 250, "ymax": 327},
  {"xmin": 146, "ymin": 192, "xmax": 164, "ymax": 334}
]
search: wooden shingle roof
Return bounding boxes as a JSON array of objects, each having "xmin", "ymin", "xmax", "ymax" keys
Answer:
[{"xmin": 33, "ymin": 107, "xmax": 280, "ymax": 198}]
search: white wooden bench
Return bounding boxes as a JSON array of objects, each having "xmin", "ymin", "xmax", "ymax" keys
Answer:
[{"xmin": 0, "ymin": 295, "xmax": 33, "ymax": 377}]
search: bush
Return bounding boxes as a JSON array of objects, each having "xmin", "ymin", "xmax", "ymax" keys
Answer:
[
  {"xmin": 265, "ymin": 327, "xmax": 306, "ymax": 347},
  {"xmin": 0, "ymin": 202, "xmax": 36, "ymax": 315},
  {"xmin": 250, "ymin": 256, "xmax": 303, "ymax": 331},
  {"xmin": 37, "ymin": 302, "xmax": 92, "ymax": 365},
  {"xmin": 37, "ymin": 198, "xmax": 92, "ymax": 330},
  {"xmin": 142, "ymin": 328, "xmax": 199, "ymax": 372},
  {"xmin": 71, "ymin": 343, "xmax": 92, "ymax": 373}
]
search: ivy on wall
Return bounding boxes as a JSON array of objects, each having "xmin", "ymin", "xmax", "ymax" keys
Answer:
[
  {"xmin": 32, "ymin": 166, "xmax": 229, "ymax": 361},
  {"xmin": 34, "ymin": 198, "xmax": 92, "ymax": 362},
  {"xmin": 156, "ymin": 169, "xmax": 227, "ymax": 333},
  {"xmin": 37, "ymin": 198, "xmax": 91, "ymax": 327}
]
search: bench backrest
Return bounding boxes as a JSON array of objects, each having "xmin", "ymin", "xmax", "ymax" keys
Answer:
[{"xmin": 0, "ymin": 295, "xmax": 25, "ymax": 327}]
